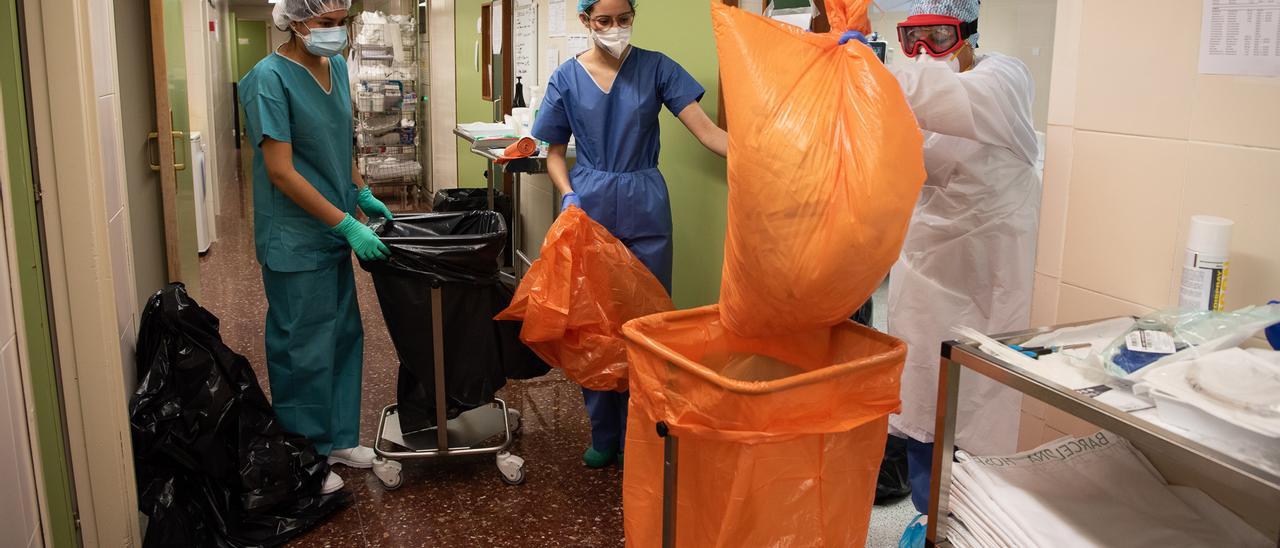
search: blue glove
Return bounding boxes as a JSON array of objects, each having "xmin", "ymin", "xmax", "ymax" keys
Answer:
[
  {"xmin": 839, "ymin": 30, "xmax": 868, "ymax": 46},
  {"xmin": 357, "ymin": 186, "xmax": 394, "ymax": 221},
  {"xmin": 561, "ymin": 191, "xmax": 581, "ymax": 212},
  {"xmin": 332, "ymin": 214, "xmax": 390, "ymax": 261}
]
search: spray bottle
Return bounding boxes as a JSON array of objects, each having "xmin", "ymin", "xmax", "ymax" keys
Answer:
[{"xmin": 1178, "ymin": 215, "xmax": 1233, "ymax": 311}]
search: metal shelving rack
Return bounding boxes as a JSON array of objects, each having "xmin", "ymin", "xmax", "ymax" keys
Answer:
[
  {"xmin": 927, "ymin": 320, "xmax": 1280, "ymax": 547},
  {"xmin": 351, "ymin": 12, "xmax": 423, "ymax": 208}
]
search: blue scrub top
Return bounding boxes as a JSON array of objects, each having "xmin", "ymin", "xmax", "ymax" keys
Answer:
[
  {"xmin": 531, "ymin": 47, "xmax": 705, "ymax": 173},
  {"xmin": 530, "ymin": 48, "xmax": 705, "ymax": 293},
  {"xmin": 240, "ymin": 52, "xmax": 356, "ymax": 273}
]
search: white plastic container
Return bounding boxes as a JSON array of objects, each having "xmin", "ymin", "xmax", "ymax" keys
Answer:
[{"xmin": 1178, "ymin": 215, "xmax": 1233, "ymax": 311}]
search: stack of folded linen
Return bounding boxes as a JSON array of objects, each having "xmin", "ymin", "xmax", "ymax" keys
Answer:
[{"xmin": 944, "ymin": 431, "xmax": 1270, "ymax": 547}]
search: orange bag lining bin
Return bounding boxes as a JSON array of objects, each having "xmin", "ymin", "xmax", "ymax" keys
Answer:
[{"xmin": 621, "ymin": 306, "xmax": 905, "ymax": 547}]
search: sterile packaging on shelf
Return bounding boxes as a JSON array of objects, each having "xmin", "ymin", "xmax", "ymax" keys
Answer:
[{"xmin": 1090, "ymin": 304, "xmax": 1280, "ymax": 379}]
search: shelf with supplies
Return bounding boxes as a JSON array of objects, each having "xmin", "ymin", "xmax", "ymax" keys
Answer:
[
  {"xmin": 350, "ymin": 9, "xmax": 424, "ymax": 208},
  {"xmin": 925, "ymin": 319, "xmax": 1280, "ymax": 548}
]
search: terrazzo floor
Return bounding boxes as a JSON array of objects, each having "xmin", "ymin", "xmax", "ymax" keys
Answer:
[{"xmin": 198, "ymin": 163, "xmax": 913, "ymax": 547}]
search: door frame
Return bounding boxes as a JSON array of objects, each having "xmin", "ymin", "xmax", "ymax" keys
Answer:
[
  {"xmin": 0, "ymin": 0, "xmax": 80, "ymax": 545},
  {"xmin": 18, "ymin": 0, "xmax": 144, "ymax": 544}
]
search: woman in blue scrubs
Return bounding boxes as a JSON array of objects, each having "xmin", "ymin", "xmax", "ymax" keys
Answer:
[
  {"xmin": 532, "ymin": 0, "xmax": 728, "ymax": 468},
  {"xmin": 240, "ymin": 0, "xmax": 394, "ymax": 493}
]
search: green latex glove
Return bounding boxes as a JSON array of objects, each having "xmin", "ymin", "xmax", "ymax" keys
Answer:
[
  {"xmin": 357, "ymin": 186, "xmax": 394, "ymax": 220},
  {"xmin": 331, "ymin": 214, "xmax": 390, "ymax": 261}
]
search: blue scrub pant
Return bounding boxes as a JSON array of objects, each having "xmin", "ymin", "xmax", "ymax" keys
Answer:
[
  {"xmin": 582, "ymin": 389, "xmax": 629, "ymax": 453},
  {"xmin": 575, "ymin": 164, "xmax": 674, "ymax": 454},
  {"xmin": 906, "ymin": 437, "xmax": 934, "ymax": 514},
  {"xmin": 262, "ymin": 258, "xmax": 364, "ymax": 455}
]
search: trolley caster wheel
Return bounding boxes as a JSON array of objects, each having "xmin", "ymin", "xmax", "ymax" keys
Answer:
[
  {"xmin": 496, "ymin": 451, "xmax": 525, "ymax": 485},
  {"xmin": 508, "ymin": 409, "xmax": 523, "ymax": 435},
  {"xmin": 373, "ymin": 457, "xmax": 404, "ymax": 491}
]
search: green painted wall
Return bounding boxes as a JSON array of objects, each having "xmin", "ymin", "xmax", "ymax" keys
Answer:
[
  {"xmin": 234, "ymin": 20, "xmax": 269, "ymax": 81},
  {"xmin": 632, "ymin": 0, "xmax": 728, "ymax": 309},
  {"xmin": 0, "ymin": 0, "xmax": 79, "ymax": 544},
  {"xmin": 454, "ymin": 0, "xmax": 493, "ymax": 188}
]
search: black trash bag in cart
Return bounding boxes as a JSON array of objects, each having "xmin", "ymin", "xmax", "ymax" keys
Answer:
[
  {"xmin": 431, "ymin": 188, "xmax": 514, "ymax": 266},
  {"xmin": 359, "ymin": 211, "xmax": 549, "ymax": 433},
  {"xmin": 130, "ymin": 283, "xmax": 350, "ymax": 548}
]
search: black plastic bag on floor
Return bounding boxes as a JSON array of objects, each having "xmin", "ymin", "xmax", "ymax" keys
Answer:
[
  {"xmin": 130, "ymin": 284, "xmax": 349, "ymax": 548},
  {"xmin": 360, "ymin": 212, "xmax": 549, "ymax": 432},
  {"xmin": 432, "ymin": 188, "xmax": 514, "ymax": 266},
  {"xmin": 875, "ymin": 434, "xmax": 912, "ymax": 505}
]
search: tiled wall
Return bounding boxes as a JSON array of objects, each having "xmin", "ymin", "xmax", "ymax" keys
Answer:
[
  {"xmin": 1021, "ymin": 0, "xmax": 1280, "ymax": 449},
  {"xmin": 210, "ymin": 4, "xmax": 238, "ymax": 221},
  {"xmin": 429, "ymin": 0, "xmax": 458, "ymax": 190},
  {"xmin": 0, "ymin": 133, "xmax": 42, "ymax": 548},
  {"xmin": 184, "ymin": 0, "xmax": 227, "ymax": 236},
  {"xmin": 89, "ymin": 0, "xmax": 140, "ymax": 392}
]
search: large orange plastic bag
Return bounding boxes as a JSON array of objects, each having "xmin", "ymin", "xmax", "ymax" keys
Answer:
[
  {"xmin": 621, "ymin": 305, "xmax": 905, "ymax": 547},
  {"xmin": 496, "ymin": 206, "xmax": 673, "ymax": 392},
  {"xmin": 713, "ymin": 1, "xmax": 926, "ymax": 336}
]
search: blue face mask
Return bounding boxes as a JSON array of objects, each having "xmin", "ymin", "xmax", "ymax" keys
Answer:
[{"xmin": 297, "ymin": 26, "xmax": 348, "ymax": 57}]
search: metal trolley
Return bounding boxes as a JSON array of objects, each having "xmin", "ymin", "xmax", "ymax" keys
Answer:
[
  {"xmin": 371, "ymin": 285, "xmax": 527, "ymax": 489},
  {"xmin": 369, "ymin": 127, "xmax": 566, "ymax": 489},
  {"xmin": 927, "ymin": 320, "xmax": 1280, "ymax": 547},
  {"xmin": 366, "ymin": 206, "xmax": 533, "ymax": 489}
]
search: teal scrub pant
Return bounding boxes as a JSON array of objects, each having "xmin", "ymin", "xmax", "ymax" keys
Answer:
[{"xmin": 262, "ymin": 258, "xmax": 363, "ymax": 455}]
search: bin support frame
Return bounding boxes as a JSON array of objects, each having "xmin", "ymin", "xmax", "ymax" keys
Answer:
[
  {"xmin": 372, "ymin": 287, "xmax": 526, "ymax": 484},
  {"xmin": 659, "ymin": 422, "xmax": 679, "ymax": 548}
]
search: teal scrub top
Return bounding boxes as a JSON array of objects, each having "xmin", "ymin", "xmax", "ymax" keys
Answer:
[{"xmin": 240, "ymin": 51, "xmax": 356, "ymax": 273}]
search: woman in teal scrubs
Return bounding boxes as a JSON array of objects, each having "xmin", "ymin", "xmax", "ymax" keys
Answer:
[{"xmin": 240, "ymin": 0, "xmax": 392, "ymax": 494}]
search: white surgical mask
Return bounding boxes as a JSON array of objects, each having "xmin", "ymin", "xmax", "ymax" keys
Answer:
[
  {"xmin": 915, "ymin": 50, "xmax": 961, "ymax": 73},
  {"xmin": 296, "ymin": 26, "xmax": 348, "ymax": 57},
  {"xmin": 591, "ymin": 26, "xmax": 632, "ymax": 59}
]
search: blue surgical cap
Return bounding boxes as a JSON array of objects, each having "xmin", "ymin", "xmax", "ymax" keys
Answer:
[
  {"xmin": 910, "ymin": 0, "xmax": 979, "ymax": 22},
  {"xmin": 578, "ymin": 0, "xmax": 636, "ymax": 13}
]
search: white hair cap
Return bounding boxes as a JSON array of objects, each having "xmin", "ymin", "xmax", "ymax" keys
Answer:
[{"xmin": 272, "ymin": 0, "xmax": 352, "ymax": 31}]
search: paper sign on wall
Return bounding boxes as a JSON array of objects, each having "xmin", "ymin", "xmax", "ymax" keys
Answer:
[
  {"xmin": 1198, "ymin": 0, "xmax": 1280, "ymax": 77},
  {"xmin": 549, "ymin": 0, "xmax": 567, "ymax": 37},
  {"xmin": 568, "ymin": 34, "xmax": 590, "ymax": 56},
  {"xmin": 492, "ymin": 1, "xmax": 504, "ymax": 55},
  {"xmin": 514, "ymin": 0, "xmax": 538, "ymax": 81}
]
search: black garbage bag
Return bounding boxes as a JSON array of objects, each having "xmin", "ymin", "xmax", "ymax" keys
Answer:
[
  {"xmin": 851, "ymin": 295, "xmax": 874, "ymax": 328},
  {"xmin": 360, "ymin": 211, "xmax": 549, "ymax": 432},
  {"xmin": 432, "ymin": 188, "xmax": 514, "ymax": 266},
  {"xmin": 130, "ymin": 284, "xmax": 349, "ymax": 548},
  {"xmin": 875, "ymin": 433, "xmax": 912, "ymax": 505}
]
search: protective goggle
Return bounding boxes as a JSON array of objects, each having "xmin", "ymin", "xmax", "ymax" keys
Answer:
[{"xmin": 896, "ymin": 14, "xmax": 978, "ymax": 58}]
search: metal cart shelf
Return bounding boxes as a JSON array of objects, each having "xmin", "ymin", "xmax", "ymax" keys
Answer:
[
  {"xmin": 927, "ymin": 320, "xmax": 1280, "ymax": 547},
  {"xmin": 452, "ymin": 126, "xmax": 575, "ymax": 282}
]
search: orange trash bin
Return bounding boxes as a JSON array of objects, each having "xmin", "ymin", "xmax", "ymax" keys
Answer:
[{"xmin": 621, "ymin": 306, "xmax": 905, "ymax": 547}]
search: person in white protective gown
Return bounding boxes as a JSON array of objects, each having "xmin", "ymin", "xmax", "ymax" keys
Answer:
[{"xmin": 880, "ymin": 0, "xmax": 1042, "ymax": 537}]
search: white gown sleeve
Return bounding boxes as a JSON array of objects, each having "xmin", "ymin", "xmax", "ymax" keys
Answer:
[{"xmin": 890, "ymin": 53, "xmax": 1039, "ymax": 164}]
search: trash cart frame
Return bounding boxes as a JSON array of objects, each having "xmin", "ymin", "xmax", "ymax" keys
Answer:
[{"xmin": 372, "ymin": 285, "xmax": 527, "ymax": 488}]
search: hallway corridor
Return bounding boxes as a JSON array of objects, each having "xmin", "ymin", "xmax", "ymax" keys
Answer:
[{"xmin": 197, "ymin": 168, "xmax": 624, "ymax": 547}]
